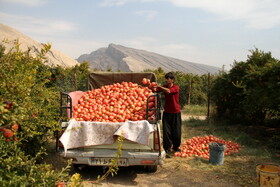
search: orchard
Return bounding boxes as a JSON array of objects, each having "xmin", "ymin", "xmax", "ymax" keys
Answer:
[
  {"xmin": 211, "ymin": 49, "xmax": 280, "ymax": 126},
  {"xmin": 174, "ymin": 135, "xmax": 240, "ymax": 159},
  {"xmin": 0, "ymin": 43, "xmax": 72, "ymax": 186}
]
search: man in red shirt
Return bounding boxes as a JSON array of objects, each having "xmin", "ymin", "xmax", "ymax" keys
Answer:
[{"xmin": 155, "ymin": 72, "xmax": 182, "ymax": 158}]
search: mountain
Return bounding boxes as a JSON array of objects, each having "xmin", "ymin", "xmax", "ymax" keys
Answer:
[
  {"xmin": 77, "ymin": 43, "xmax": 222, "ymax": 75},
  {"xmin": 0, "ymin": 23, "xmax": 78, "ymax": 67}
]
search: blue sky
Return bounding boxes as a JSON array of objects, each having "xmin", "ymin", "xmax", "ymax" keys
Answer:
[{"xmin": 0, "ymin": 0, "xmax": 280, "ymax": 70}]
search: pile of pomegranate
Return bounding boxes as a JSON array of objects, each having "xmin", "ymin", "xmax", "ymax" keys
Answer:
[
  {"xmin": 73, "ymin": 81, "xmax": 157, "ymax": 122},
  {"xmin": 174, "ymin": 135, "xmax": 240, "ymax": 159}
]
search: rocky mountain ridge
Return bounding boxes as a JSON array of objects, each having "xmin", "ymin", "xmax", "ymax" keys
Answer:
[
  {"xmin": 77, "ymin": 44, "xmax": 222, "ymax": 75},
  {"xmin": 1, "ymin": 23, "xmax": 221, "ymax": 75},
  {"xmin": 0, "ymin": 23, "xmax": 79, "ymax": 67}
]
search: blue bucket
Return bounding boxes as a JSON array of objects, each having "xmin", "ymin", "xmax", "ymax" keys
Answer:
[{"xmin": 209, "ymin": 142, "xmax": 226, "ymax": 165}]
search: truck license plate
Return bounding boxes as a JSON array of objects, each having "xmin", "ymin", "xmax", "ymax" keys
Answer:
[{"xmin": 91, "ymin": 158, "xmax": 128, "ymax": 166}]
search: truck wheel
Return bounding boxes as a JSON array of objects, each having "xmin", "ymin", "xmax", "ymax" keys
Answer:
[
  {"xmin": 71, "ymin": 164, "xmax": 84, "ymax": 172},
  {"xmin": 146, "ymin": 165, "xmax": 157, "ymax": 172}
]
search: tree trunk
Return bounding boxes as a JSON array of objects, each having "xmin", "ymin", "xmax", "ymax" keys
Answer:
[{"xmin": 188, "ymin": 80, "xmax": 191, "ymax": 105}]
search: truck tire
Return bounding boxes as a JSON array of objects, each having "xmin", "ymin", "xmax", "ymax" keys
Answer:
[
  {"xmin": 71, "ymin": 164, "xmax": 84, "ymax": 172},
  {"xmin": 146, "ymin": 165, "xmax": 157, "ymax": 172}
]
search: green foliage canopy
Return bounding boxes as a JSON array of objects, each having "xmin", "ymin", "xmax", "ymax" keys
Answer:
[
  {"xmin": 0, "ymin": 42, "xmax": 70, "ymax": 186},
  {"xmin": 211, "ymin": 48, "xmax": 280, "ymax": 125}
]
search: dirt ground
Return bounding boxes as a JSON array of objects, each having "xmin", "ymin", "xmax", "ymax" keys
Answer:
[
  {"xmin": 47, "ymin": 151, "xmax": 241, "ymax": 187},
  {"xmin": 45, "ymin": 115, "xmax": 242, "ymax": 187},
  {"xmin": 85, "ymin": 159, "xmax": 241, "ymax": 187}
]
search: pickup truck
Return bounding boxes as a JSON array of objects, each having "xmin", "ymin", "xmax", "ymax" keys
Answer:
[{"xmin": 56, "ymin": 72, "xmax": 166, "ymax": 172}]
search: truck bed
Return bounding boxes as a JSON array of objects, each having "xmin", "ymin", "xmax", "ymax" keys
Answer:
[{"xmin": 57, "ymin": 72, "xmax": 165, "ymax": 172}]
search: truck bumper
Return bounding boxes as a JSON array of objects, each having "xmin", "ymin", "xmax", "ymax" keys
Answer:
[{"xmin": 59, "ymin": 149, "xmax": 166, "ymax": 167}]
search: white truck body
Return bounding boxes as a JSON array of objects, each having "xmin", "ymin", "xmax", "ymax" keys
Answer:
[{"xmin": 56, "ymin": 72, "xmax": 166, "ymax": 172}]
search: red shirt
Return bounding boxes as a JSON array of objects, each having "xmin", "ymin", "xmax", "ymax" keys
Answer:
[{"xmin": 163, "ymin": 84, "xmax": 180, "ymax": 113}]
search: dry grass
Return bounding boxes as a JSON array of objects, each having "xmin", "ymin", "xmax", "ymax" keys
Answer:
[
  {"xmin": 181, "ymin": 118, "xmax": 280, "ymax": 186},
  {"xmin": 182, "ymin": 105, "xmax": 209, "ymax": 116}
]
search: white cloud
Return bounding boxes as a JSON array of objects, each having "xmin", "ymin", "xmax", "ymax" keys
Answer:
[
  {"xmin": 134, "ymin": 10, "xmax": 159, "ymax": 20},
  {"xmin": 0, "ymin": 0, "xmax": 47, "ymax": 6},
  {"xmin": 121, "ymin": 36, "xmax": 157, "ymax": 49},
  {"xmin": 99, "ymin": 0, "xmax": 280, "ymax": 29},
  {"xmin": 166, "ymin": 0, "xmax": 280, "ymax": 29},
  {"xmin": 99, "ymin": 0, "xmax": 132, "ymax": 7},
  {"xmin": 0, "ymin": 12, "xmax": 77, "ymax": 36},
  {"xmin": 155, "ymin": 43, "xmax": 200, "ymax": 61},
  {"xmin": 99, "ymin": 0, "xmax": 156, "ymax": 7}
]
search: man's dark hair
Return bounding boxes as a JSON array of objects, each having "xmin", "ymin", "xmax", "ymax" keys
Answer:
[{"xmin": 165, "ymin": 72, "xmax": 175, "ymax": 80}]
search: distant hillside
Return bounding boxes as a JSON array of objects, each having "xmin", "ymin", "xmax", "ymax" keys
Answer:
[
  {"xmin": 77, "ymin": 43, "xmax": 221, "ymax": 75},
  {"xmin": 0, "ymin": 23, "xmax": 79, "ymax": 67}
]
